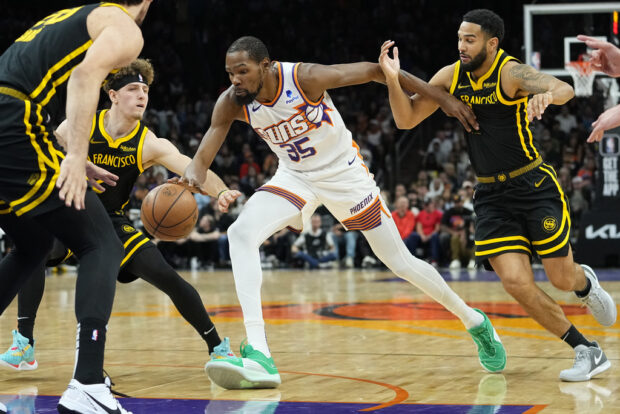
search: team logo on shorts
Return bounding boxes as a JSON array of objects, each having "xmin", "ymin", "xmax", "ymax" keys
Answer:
[
  {"xmin": 122, "ymin": 224, "xmax": 135, "ymax": 233},
  {"xmin": 542, "ymin": 216, "xmax": 557, "ymax": 233}
]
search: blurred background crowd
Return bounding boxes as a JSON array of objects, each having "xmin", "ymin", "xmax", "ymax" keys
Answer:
[{"xmin": 0, "ymin": 0, "xmax": 611, "ymax": 271}]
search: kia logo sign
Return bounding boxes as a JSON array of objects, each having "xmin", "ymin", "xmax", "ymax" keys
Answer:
[{"xmin": 585, "ymin": 224, "xmax": 620, "ymax": 239}]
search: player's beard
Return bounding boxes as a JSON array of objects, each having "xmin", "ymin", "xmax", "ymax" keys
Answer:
[
  {"xmin": 233, "ymin": 78, "xmax": 263, "ymax": 106},
  {"xmin": 461, "ymin": 47, "xmax": 487, "ymax": 72}
]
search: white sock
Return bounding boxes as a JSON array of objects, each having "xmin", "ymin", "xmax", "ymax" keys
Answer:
[{"xmin": 228, "ymin": 191, "xmax": 302, "ymax": 358}]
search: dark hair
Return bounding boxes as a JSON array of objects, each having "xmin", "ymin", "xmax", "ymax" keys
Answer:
[
  {"xmin": 227, "ymin": 36, "xmax": 270, "ymax": 63},
  {"xmin": 463, "ymin": 9, "xmax": 504, "ymax": 45},
  {"xmin": 105, "ymin": 0, "xmax": 145, "ymax": 5}
]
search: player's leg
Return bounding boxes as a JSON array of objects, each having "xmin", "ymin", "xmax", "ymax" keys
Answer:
[
  {"xmin": 530, "ymin": 164, "xmax": 616, "ymax": 327},
  {"xmin": 0, "ymin": 215, "xmax": 53, "ymax": 315},
  {"xmin": 122, "ymin": 247, "xmax": 228, "ymax": 355},
  {"xmin": 228, "ymin": 190, "xmax": 303, "ymax": 356},
  {"xmin": 0, "ymin": 239, "xmax": 69, "ymax": 371},
  {"xmin": 207, "ymin": 190, "xmax": 304, "ymax": 389},
  {"xmin": 317, "ymin": 158, "xmax": 505, "ymax": 372},
  {"xmin": 34, "ymin": 191, "xmax": 123, "ymax": 388},
  {"xmin": 489, "ymin": 253, "xmax": 609, "ymax": 381},
  {"xmin": 543, "ymin": 248, "xmax": 616, "ymax": 327},
  {"xmin": 0, "ymin": 214, "xmax": 52, "ymax": 372}
]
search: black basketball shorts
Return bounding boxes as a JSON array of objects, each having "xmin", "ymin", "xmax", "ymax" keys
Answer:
[{"xmin": 474, "ymin": 162, "xmax": 571, "ymax": 270}]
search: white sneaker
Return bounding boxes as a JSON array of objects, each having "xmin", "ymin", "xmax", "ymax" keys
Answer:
[
  {"xmin": 344, "ymin": 257, "xmax": 354, "ymax": 268},
  {"xmin": 579, "ymin": 265, "xmax": 617, "ymax": 327},
  {"xmin": 467, "ymin": 259, "xmax": 476, "ymax": 270},
  {"xmin": 449, "ymin": 259, "xmax": 461, "ymax": 269},
  {"xmin": 0, "ymin": 402, "xmax": 6, "ymax": 414},
  {"xmin": 559, "ymin": 342, "xmax": 611, "ymax": 382},
  {"xmin": 57, "ymin": 379, "xmax": 132, "ymax": 414}
]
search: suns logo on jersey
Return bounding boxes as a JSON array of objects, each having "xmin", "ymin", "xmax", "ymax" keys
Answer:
[{"xmin": 254, "ymin": 102, "xmax": 333, "ymax": 145}]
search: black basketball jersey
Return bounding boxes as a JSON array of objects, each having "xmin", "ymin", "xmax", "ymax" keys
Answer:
[
  {"xmin": 89, "ymin": 110, "xmax": 148, "ymax": 213},
  {"xmin": 450, "ymin": 49, "xmax": 541, "ymax": 176},
  {"xmin": 0, "ymin": 3, "xmax": 130, "ymax": 123}
]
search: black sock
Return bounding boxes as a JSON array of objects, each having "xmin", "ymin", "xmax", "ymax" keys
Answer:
[
  {"xmin": 17, "ymin": 317, "xmax": 35, "ymax": 345},
  {"xmin": 74, "ymin": 318, "xmax": 107, "ymax": 385},
  {"xmin": 561, "ymin": 325, "xmax": 596, "ymax": 348},
  {"xmin": 575, "ymin": 277, "xmax": 592, "ymax": 298},
  {"xmin": 202, "ymin": 326, "xmax": 222, "ymax": 354}
]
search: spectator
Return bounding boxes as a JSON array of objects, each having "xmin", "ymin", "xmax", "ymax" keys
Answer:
[
  {"xmin": 392, "ymin": 196, "xmax": 417, "ymax": 252},
  {"xmin": 332, "ymin": 223, "xmax": 358, "ymax": 268},
  {"xmin": 441, "ymin": 195, "xmax": 475, "ymax": 270},
  {"xmin": 556, "ymin": 106, "xmax": 578, "ymax": 134},
  {"xmin": 187, "ymin": 215, "xmax": 221, "ymax": 268},
  {"xmin": 461, "ymin": 180, "xmax": 475, "ymax": 211},
  {"xmin": 291, "ymin": 214, "xmax": 338, "ymax": 269},
  {"xmin": 408, "ymin": 199, "xmax": 443, "ymax": 267},
  {"xmin": 239, "ymin": 150, "xmax": 261, "ymax": 179}
]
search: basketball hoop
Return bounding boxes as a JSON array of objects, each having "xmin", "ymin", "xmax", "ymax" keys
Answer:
[{"xmin": 565, "ymin": 54, "xmax": 595, "ymax": 97}]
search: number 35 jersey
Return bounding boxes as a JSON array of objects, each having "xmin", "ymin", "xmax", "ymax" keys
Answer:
[{"xmin": 242, "ymin": 62, "xmax": 353, "ymax": 172}]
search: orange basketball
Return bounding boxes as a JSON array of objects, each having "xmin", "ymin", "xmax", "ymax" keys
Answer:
[{"xmin": 140, "ymin": 183, "xmax": 198, "ymax": 241}]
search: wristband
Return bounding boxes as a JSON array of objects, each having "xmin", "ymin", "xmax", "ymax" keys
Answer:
[{"xmin": 217, "ymin": 189, "xmax": 229, "ymax": 199}]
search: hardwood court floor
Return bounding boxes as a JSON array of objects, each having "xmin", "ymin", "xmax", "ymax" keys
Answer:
[{"xmin": 0, "ymin": 266, "xmax": 618, "ymax": 413}]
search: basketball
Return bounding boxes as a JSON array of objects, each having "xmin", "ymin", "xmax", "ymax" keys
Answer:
[
  {"xmin": 140, "ymin": 183, "xmax": 198, "ymax": 241},
  {"xmin": 305, "ymin": 104, "xmax": 324, "ymax": 124}
]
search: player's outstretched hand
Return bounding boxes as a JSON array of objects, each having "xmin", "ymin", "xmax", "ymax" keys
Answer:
[
  {"xmin": 169, "ymin": 160, "xmax": 208, "ymax": 195},
  {"xmin": 577, "ymin": 35, "xmax": 620, "ymax": 78},
  {"xmin": 437, "ymin": 92, "xmax": 479, "ymax": 132},
  {"xmin": 85, "ymin": 161, "xmax": 118, "ymax": 192},
  {"xmin": 217, "ymin": 189, "xmax": 242, "ymax": 213},
  {"xmin": 56, "ymin": 154, "xmax": 87, "ymax": 210},
  {"xmin": 527, "ymin": 91, "xmax": 552, "ymax": 121},
  {"xmin": 587, "ymin": 104, "xmax": 620, "ymax": 143},
  {"xmin": 379, "ymin": 40, "xmax": 400, "ymax": 80}
]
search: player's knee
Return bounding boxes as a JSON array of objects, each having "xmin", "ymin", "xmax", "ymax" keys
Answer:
[
  {"xmin": 99, "ymin": 231, "xmax": 124, "ymax": 264},
  {"xmin": 228, "ymin": 219, "xmax": 254, "ymax": 248},
  {"xmin": 500, "ymin": 272, "xmax": 534, "ymax": 298},
  {"xmin": 547, "ymin": 265, "xmax": 577, "ymax": 291}
]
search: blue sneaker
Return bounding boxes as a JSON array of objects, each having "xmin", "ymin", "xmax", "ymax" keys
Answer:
[
  {"xmin": 210, "ymin": 337, "xmax": 235, "ymax": 360},
  {"xmin": 0, "ymin": 330, "xmax": 37, "ymax": 371},
  {"xmin": 205, "ymin": 339, "xmax": 281, "ymax": 389}
]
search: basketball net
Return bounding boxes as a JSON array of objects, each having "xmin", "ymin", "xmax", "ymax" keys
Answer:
[{"xmin": 565, "ymin": 54, "xmax": 595, "ymax": 97}]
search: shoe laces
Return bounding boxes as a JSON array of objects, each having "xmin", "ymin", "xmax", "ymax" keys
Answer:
[
  {"xmin": 581, "ymin": 288, "xmax": 605, "ymax": 312},
  {"xmin": 103, "ymin": 369, "xmax": 132, "ymax": 398},
  {"xmin": 571, "ymin": 348, "xmax": 590, "ymax": 370}
]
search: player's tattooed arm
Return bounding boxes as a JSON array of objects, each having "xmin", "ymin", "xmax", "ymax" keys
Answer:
[
  {"xmin": 509, "ymin": 64, "xmax": 554, "ymax": 94},
  {"xmin": 506, "ymin": 63, "xmax": 574, "ymax": 121}
]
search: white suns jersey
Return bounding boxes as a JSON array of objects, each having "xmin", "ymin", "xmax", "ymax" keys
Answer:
[{"xmin": 242, "ymin": 61, "xmax": 353, "ymax": 172}]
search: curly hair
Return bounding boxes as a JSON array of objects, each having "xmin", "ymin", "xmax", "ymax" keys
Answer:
[{"xmin": 103, "ymin": 58, "xmax": 154, "ymax": 93}]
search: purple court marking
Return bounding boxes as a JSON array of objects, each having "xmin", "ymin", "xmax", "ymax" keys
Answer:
[
  {"xmin": 377, "ymin": 268, "xmax": 620, "ymax": 283},
  {"xmin": 1, "ymin": 395, "xmax": 540, "ymax": 413}
]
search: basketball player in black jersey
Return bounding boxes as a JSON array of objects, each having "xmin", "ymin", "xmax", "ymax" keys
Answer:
[
  {"xmin": 0, "ymin": 1, "xmax": 153, "ymax": 413},
  {"xmin": 380, "ymin": 9, "xmax": 617, "ymax": 382},
  {"xmin": 1, "ymin": 58, "xmax": 242, "ymax": 381}
]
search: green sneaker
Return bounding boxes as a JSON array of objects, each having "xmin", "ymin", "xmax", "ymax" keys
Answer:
[
  {"xmin": 205, "ymin": 339, "xmax": 281, "ymax": 389},
  {"xmin": 0, "ymin": 330, "xmax": 38, "ymax": 371},
  {"xmin": 467, "ymin": 309, "xmax": 506, "ymax": 373}
]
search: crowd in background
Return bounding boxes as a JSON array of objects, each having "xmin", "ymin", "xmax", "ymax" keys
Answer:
[{"xmin": 0, "ymin": 0, "xmax": 612, "ymax": 270}]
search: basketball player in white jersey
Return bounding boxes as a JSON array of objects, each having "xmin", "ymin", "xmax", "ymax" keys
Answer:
[{"xmin": 174, "ymin": 36, "xmax": 505, "ymax": 389}]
